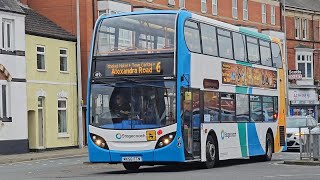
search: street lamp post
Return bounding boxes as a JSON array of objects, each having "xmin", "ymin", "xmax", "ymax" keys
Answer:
[
  {"xmin": 282, "ymin": 0, "xmax": 290, "ymax": 116},
  {"xmin": 76, "ymin": 0, "xmax": 84, "ymax": 148}
]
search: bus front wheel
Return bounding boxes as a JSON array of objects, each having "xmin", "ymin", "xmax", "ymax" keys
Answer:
[
  {"xmin": 203, "ymin": 135, "xmax": 219, "ymax": 169},
  {"xmin": 123, "ymin": 163, "xmax": 141, "ymax": 171}
]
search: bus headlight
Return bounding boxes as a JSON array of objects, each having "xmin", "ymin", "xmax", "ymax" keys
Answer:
[
  {"xmin": 90, "ymin": 133, "xmax": 109, "ymax": 150},
  {"xmin": 155, "ymin": 132, "xmax": 176, "ymax": 149}
]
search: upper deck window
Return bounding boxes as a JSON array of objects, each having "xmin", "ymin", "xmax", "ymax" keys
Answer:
[
  {"xmin": 184, "ymin": 20, "xmax": 201, "ymax": 53},
  {"xmin": 94, "ymin": 14, "xmax": 176, "ymax": 56}
]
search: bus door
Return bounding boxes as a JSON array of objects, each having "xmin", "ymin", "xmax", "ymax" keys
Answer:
[{"xmin": 182, "ymin": 88, "xmax": 201, "ymax": 159}]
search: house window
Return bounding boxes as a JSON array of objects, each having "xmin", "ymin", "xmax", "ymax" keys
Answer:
[
  {"xmin": 201, "ymin": 0, "xmax": 207, "ymax": 13},
  {"xmin": 179, "ymin": 0, "xmax": 185, "ymax": 8},
  {"xmin": 261, "ymin": 4, "xmax": 266, "ymax": 24},
  {"xmin": 232, "ymin": 0, "xmax": 238, "ymax": 19},
  {"xmin": 2, "ymin": 19, "xmax": 13, "ymax": 50},
  {"xmin": 60, "ymin": 49, "xmax": 68, "ymax": 72},
  {"xmin": 302, "ymin": 18, "xmax": 307, "ymax": 40},
  {"xmin": 0, "ymin": 83, "xmax": 10, "ymax": 122},
  {"xmin": 271, "ymin": 5, "xmax": 275, "ymax": 25},
  {"xmin": 37, "ymin": 46, "xmax": 45, "ymax": 70},
  {"xmin": 296, "ymin": 51, "xmax": 313, "ymax": 79},
  {"xmin": 243, "ymin": 0, "xmax": 248, "ymax": 20},
  {"xmin": 295, "ymin": 17, "xmax": 300, "ymax": 39},
  {"xmin": 212, "ymin": 0, "xmax": 217, "ymax": 15},
  {"xmin": 58, "ymin": 99, "xmax": 67, "ymax": 133},
  {"xmin": 168, "ymin": 0, "xmax": 175, "ymax": 6}
]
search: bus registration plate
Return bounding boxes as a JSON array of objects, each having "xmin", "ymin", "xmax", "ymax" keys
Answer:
[{"xmin": 121, "ymin": 156, "xmax": 142, "ymax": 162}]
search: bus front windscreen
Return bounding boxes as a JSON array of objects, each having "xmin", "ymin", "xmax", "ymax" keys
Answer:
[
  {"xmin": 90, "ymin": 81, "xmax": 176, "ymax": 129},
  {"xmin": 94, "ymin": 14, "xmax": 176, "ymax": 56}
]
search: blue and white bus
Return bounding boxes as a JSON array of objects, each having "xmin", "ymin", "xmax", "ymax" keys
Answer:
[{"xmin": 87, "ymin": 10, "xmax": 286, "ymax": 170}]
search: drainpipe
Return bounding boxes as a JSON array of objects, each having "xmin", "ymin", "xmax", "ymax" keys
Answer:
[
  {"xmin": 76, "ymin": 0, "xmax": 84, "ymax": 148},
  {"xmin": 282, "ymin": 0, "xmax": 290, "ymax": 116}
]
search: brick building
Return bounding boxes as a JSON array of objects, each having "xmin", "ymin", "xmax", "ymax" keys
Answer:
[
  {"xmin": 19, "ymin": 0, "xmax": 283, "ymax": 142},
  {"xmin": 284, "ymin": 0, "xmax": 320, "ymax": 121}
]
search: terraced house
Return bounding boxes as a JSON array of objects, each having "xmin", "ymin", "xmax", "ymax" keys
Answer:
[
  {"xmin": 23, "ymin": 5, "xmax": 79, "ymax": 150},
  {"xmin": 284, "ymin": 0, "xmax": 320, "ymax": 122},
  {"xmin": 0, "ymin": 0, "xmax": 28, "ymax": 154}
]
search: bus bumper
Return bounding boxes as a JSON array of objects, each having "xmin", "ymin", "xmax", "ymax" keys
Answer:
[{"xmin": 88, "ymin": 139, "xmax": 185, "ymax": 163}]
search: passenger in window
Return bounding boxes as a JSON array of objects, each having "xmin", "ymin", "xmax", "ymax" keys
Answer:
[
  {"xmin": 143, "ymin": 103, "xmax": 157, "ymax": 124},
  {"xmin": 113, "ymin": 94, "xmax": 131, "ymax": 118},
  {"xmin": 182, "ymin": 100, "xmax": 192, "ymax": 128}
]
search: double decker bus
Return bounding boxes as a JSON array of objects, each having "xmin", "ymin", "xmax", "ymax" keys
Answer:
[{"xmin": 87, "ymin": 10, "xmax": 286, "ymax": 171}]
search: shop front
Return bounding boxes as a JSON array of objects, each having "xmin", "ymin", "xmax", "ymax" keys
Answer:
[{"xmin": 289, "ymin": 89, "xmax": 319, "ymax": 122}]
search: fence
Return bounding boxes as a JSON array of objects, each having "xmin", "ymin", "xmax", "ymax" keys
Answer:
[{"xmin": 299, "ymin": 127, "xmax": 320, "ymax": 161}]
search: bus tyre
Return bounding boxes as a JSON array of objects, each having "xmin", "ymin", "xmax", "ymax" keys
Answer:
[
  {"xmin": 123, "ymin": 163, "xmax": 141, "ymax": 171},
  {"xmin": 252, "ymin": 133, "xmax": 273, "ymax": 162},
  {"xmin": 264, "ymin": 133, "xmax": 273, "ymax": 161},
  {"xmin": 203, "ymin": 135, "xmax": 218, "ymax": 169}
]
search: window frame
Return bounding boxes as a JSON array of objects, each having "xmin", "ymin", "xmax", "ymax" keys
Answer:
[
  {"xmin": 0, "ymin": 81, "xmax": 11, "ymax": 122},
  {"xmin": 217, "ymin": 28, "xmax": 234, "ymax": 60},
  {"xmin": 232, "ymin": 32, "xmax": 247, "ymax": 61},
  {"xmin": 58, "ymin": 99, "xmax": 68, "ymax": 134},
  {"xmin": 201, "ymin": 0, "xmax": 207, "ymax": 13},
  {"xmin": 296, "ymin": 50, "xmax": 313, "ymax": 79},
  {"xmin": 220, "ymin": 93, "xmax": 236, "ymax": 122},
  {"xmin": 271, "ymin": 5, "xmax": 276, "ymax": 25},
  {"xmin": 37, "ymin": 45, "xmax": 46, "ymax": 71},
  {"xmin": 183, "ymin": 19, "xmax": 280, "ymax": 69},
  {"xmin": 302, "ymin": 18, "xmax": 307, "ymax": 40},
  {"xmin": 295, "ymin": 17, "xmax": 300, "ymax": 39},
  {"xmin": 179, "ymin": 0, "xmax": 185, "ymax": 8},
  {"xmin": 261, "ymin": 4, "xmax": 266, "ymax": 24},
  {"xmin": 2, "ymin": 19, "xmax": 14, "ymax": 51},
  {"xmin": 200, "ymin": 23, "xmax": 218, "ymax": 56},
  {"xmin": 202, "ymin": 92, "xmax": 278, "ymax": 123},
  {"xmin": 246, "ymin": 36, "xmax": 260, "ymax": 64},
  {"xmin": 168, "ymin": 0, "xmax": 175, "ymax": 6},
  {"xmin": 212, "ymin": 0, "xmax": 218, "ymax": 15},
  {"xmin": 59, "ymin": 48, "xmax": 68, "ymax": 73},
  {"xmin": 259, "ymin": 39, "xmax": 272, "ymax": 67},
  {"xmin": 232, "ymin": 0, "xmax": 238, "ymax": 19},
  {"xmin": 243, "ymin": 0, "xmax": 248, "ymax": 20},
  {"xmin": 184, "ymin": 20, "xmax": 202, "ymax": 53}
]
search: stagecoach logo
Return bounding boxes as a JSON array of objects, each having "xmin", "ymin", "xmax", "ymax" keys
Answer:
[
  {"xmin": 115, "ymin": 133, "xmax": 146, "ymax": 140},
  {"xmin": 93, "ymin": 71, "xmax": 102, "ymax": 78},
  {"xmin": 221, "ymin": 130, "xmax": 237, "ymax": 140},
  {"xmin": 116, "ymin": 133, "xmax": 122, "ymax": 139}
]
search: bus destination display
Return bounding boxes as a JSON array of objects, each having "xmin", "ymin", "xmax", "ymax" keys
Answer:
[
  {"xmin": 106, "ymin": 61, "xmax": 162, "ymax": 76},
  {"xmin": 94, "ymin": 58, "xmax": 174, "ymax": 77}
]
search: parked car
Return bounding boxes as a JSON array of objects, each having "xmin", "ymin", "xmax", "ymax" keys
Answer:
[{"xmin": 286, "ymin": 116, "xmax": 318, "ymax": 150}]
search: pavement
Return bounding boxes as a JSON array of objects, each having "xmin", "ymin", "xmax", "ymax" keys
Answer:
[
  {"xmin": 283, "ymin": 159, "xmax": 320, "ymax": 166},
  {"xmin": 0, "ymin": 147, "xmax": 88, "ymax": 165}
]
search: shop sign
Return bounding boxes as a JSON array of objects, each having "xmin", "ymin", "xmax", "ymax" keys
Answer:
[
  {"xmin": 289, "ymin": 89, "xmax": 317, "ymax": 101},
  {"xmin": 288, "ymin": 70, "xmax": 302, "ymax": 80}
]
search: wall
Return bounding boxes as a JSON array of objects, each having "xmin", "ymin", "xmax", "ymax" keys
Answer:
[
  {"xmin": 285, "ymin": 10, "xmax": 320, "ymax": 81},
  {"xmin": 26, "ymin": 35, "xmax": 78, "ymax": 149},
  {"xmin": 0, "ymin": 10, "xmax": 28, "ymax": 154}
]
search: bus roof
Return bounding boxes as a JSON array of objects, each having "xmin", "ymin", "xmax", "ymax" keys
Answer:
[{"xmin": 97, "ymin": 9, "xmax": 281, "ymax": 43}]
